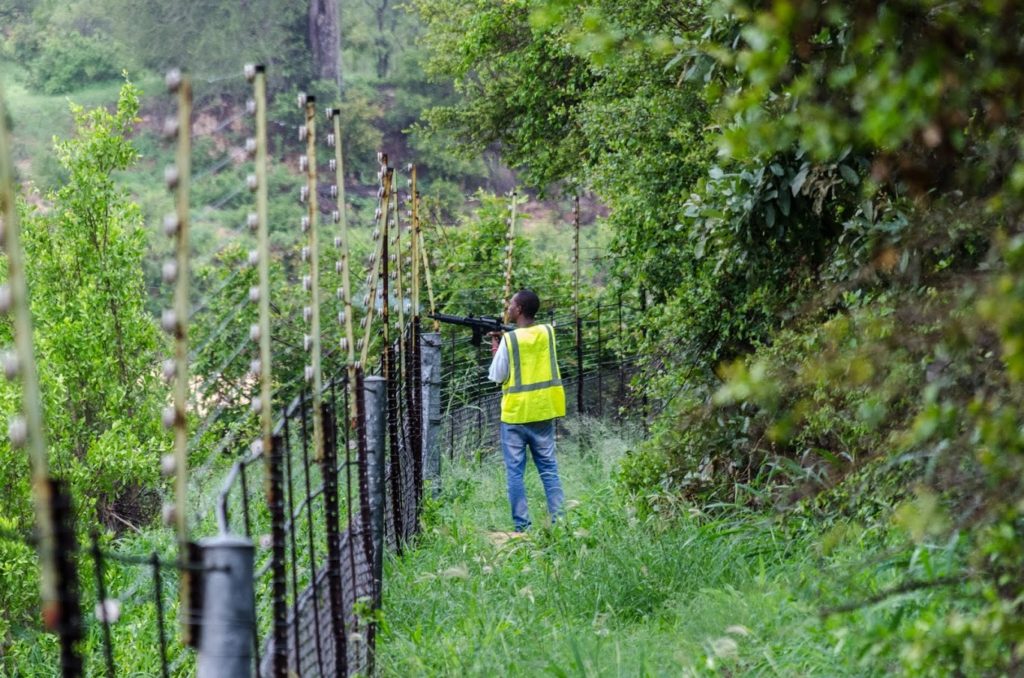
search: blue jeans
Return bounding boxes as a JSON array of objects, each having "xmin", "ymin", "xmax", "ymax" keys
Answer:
[{"xmin": 500, "ymin": 419, "xmax": 564, "ymax": 531}]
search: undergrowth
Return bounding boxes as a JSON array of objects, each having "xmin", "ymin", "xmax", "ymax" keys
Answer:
[{"xmin": 378, "ymin": 418, "xmax": 959, "ymax": 676}]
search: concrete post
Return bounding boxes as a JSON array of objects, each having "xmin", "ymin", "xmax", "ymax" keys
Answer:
[
  {"xmin": 196, "ymin": 534, "xmax": 254, "ymax": 678},
  {"xmin": 363, "ymin": 376, "xmax": 386, "ymax": 594},
  {"xmin": 420, "ymin": 332, "xmax": 442, "ymax": 497}
]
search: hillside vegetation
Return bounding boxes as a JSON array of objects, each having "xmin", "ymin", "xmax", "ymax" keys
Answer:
[{"xmin": 0, "ymin": 0, "xmax": 1022, "ymax": 675}]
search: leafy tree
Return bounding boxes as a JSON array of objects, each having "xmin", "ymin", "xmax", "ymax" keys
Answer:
[{"xmin": 0, "ymin": 82, "xmax": 165, "ymax": 533}]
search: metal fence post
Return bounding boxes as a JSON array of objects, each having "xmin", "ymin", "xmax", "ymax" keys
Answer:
[
  {"xmin": 196, "ymin": 534, "xmax": 254, "ymax": 678},
  {"xmin": 421, "ymin": 331, "xmax": 442, "ymax": 497},
  {"xmin": 363, "ymin": 376, "xmax": 386, "ymax": 597},
  {"xmin": 364, "ymin": 376, "xmax": 387, "ymax": 675}
]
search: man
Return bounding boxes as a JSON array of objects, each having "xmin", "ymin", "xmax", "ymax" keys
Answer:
[{"xmin": 488, "ymin": 289, "xmax": 566, "ymax": 532}]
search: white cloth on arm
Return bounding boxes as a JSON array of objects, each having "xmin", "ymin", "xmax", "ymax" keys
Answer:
[{"xmin": 488, "ymin": 338, "xmax": 509, "ymax": 384}]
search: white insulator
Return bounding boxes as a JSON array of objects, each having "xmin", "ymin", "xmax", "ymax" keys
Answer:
[
  {"xmin": 249, "ymin": 286, "xmax": 260, "ymax": 303},
  {"xmin": 376, "ymin": 151, "xmax": 384, "ymax": 162},
  {"xmin": 161, "ymin": 406, "xmax": 178, "ymax": 429},
  {"xmin": 374, "ymin": 207, "xmax": 382, "ymax": 221},
  {"xmin": 334, "ymin": 236, "xmax": 342, "ymax": 249},
  {"xmin": 249, "ymin": 358, "xmax": 261, "ymax": 378},
  {"xmin": 250, "ymin": 396, "xmax": 262, "ymax": 413},
  {"xmin": 161, "ymin": 260, "xmax": 178, "ymax": 284},
  {"xmin": 301, "ymin": 247, "xmax": 310, "ymax": 262},
  {"xmin": 299, "ymin": 186, "xmax": 308, "ymax": 203},
  {"xmin": 336, "ymin": 287, "xmax": 344, "ymax": 301},
  {"xmin": 298, "ymin": 126, "xmax": 307, "ymax": 142},
  {"xmin": 250, "ymin": 439, "xmax": 264, "ymax": 456},
  {"xmin": 506, "ymin": 218, "xmax": 513, "ymax": 226},
  {"xmin": 362, "ymin": 293, "xmax": 370, "ymax": 307},
  {"xmin": 303, "ymin": 306, "xmax": 312, "ymax": 323},
  {"xmin": 247, "ymin": 213, "xmax": 259, "ymax": 231},
  {"xmin": 356, "ymin": 338, "xmax": 364, "ymax": 350},
  {"xmin": 504, "ymin": 245, "xmax": 512, "ymax": 254},
  {"xmin": 376, "ymin": 186, "xmax": 385, "ymax": 199},
  {"xmin": 339, "ymin": 337, "xmax": 348, "ymax": 350},
  {"xmin": 245, "ymin": 137, "xmax": 257, "ymax": 157},
  {"xmin": 337, "ymin": 310, "xmax": 346, "ymax": 324},
  {"xmin": 330, "ymin": 185, "xmax": 338, "ymax": 198},
  {"xmin": 244, "ymin": 63, "xmax": 257, "ymax": 82},
  {"xmin": 161, "ymin": 503, "xmax": 176, "ymax": 526},
  {"xmin": 377, "ymin": 167, "xmax": 385, "ymax": 181},
  {"xmin": 94, "ymin": 599, "xmax": 122, "ymax": 624},
  {"xmin": 248, "ymin": 249, "xmax": 259, "ymax": 267},
  {"xmin": 249, "ymin": 324, "xmax": 261, "ymax": 342},
  {"xmin": 246, "ymin": 99, "xmax": 257, "ymax": 115},
  {"xmin": 164, "ymin": 165, "xmax": 180, "ymax": 190},
  {"xmin": 372, "ymin": 229, "xmax": 380, "ymax": 241},
  {"xmin": 298, "ymin": 155, "xmax": 308, "ymax": 172},
  {"xmin": 389, "ymin": 271, "xmax": 397, "ymax": 281},
  {"xmin": 259, "ymin": 534, "xmax": 272, "ymax": 549},
  {"xmin": 300, "ymin": 216, "xmax": 311, "ymax": 232},
  {"xmin": 162, "ymin": 117, "xmax": 179, "ymax": 140},
  {"xmin": 160, "ymin": 309, "xmax": 178, "ymax": 335},
  {"xmin": 327, "ymin": 133, "xmax": 336, "ymax": 148},
  {"xmin": 303, "ymin": 334, "xmax": 312, "ymax": 352},
  {"xmin": 165, "ymin": 68, "xmax": 182, "ymax": 93},
  {"xmin": 405, "ymin": 210, "xmax": 413, "ymax": 218},
  {"xmin": 332, "ymin": 210, "xmax": 340, "ymax": 224},
  {"xmin": 246, "ymin": 174, "xmax": 259, "ymax": 192},
  {"xmin": 329, "ymin": 159, "xmax": 337, "ymax": 172},
  {"xmin": 360, "ymin": 316, "xmax": 368, "ymax": 329},
  {"xmin": 163, "ymin": 213, "xmax": 180, "ymax": 238},
  {"xmin": 297, "ymin": 92, "xmax": 308, "ymax": 108},
  {"xmin": 0, "ymin": 285, "xmax": 10, "ymax": 314},
  {"xmin": 389, "ymin": 254, "xmax": 397, "ymax": 264},
  {"xmin": 405, "ymin": 257, "xmax": 412, "ymax": 267},
  {"xmin": 2, "ymin": 352, "xmax": 18, "ymax": 381},
  {"xmin": 304, "ymin": 365, "xmax": 314, "ymax": 382},
  {"xmin": 302, "ymin": 275, "xmax": 312, "ymax": 291},
  {"xmin": 335, "ymin": 261, "xmax": 343, "ymax": 274},
  {"xmin": 162, "ymin": 359, "xmax": 176, "ymax": 381},
  {"xmin": 8, "ymin": 416, "xmax": 26, "ymax": 447},
  {"xmin": 160, "ymin": 453, "xmax": 176, "ymax": 476}
]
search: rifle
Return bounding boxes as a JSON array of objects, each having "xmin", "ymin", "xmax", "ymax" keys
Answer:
[{"xmin": 429, "ymin": 313, "xmax": 514, "ymax": 346}]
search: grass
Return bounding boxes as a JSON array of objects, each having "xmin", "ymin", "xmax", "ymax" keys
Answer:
[{"xmin": 377, "ymin": 417, "xmax": 959, "ymax": 677}]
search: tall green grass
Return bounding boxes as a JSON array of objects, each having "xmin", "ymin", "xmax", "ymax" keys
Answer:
[{"xmin": 378, "ymin": 418, "xmax": 956, "ymax": 676}]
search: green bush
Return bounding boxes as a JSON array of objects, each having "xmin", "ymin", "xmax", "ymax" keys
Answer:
[{"xmin": 27, "ymin": 32, "xmax": 127, "ymax": 94}]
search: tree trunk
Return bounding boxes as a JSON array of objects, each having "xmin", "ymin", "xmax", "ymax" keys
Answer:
[{"xmin": 309, "ymin": 0, "xmax": 341, "ymax": 87}]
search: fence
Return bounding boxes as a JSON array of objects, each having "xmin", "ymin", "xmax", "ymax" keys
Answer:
[{"xmin": 0, "ymin": 61, "xmax": 645, "ymax": 676}]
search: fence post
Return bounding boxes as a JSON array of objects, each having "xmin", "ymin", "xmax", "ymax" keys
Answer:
[
  {"xmin": 363, "ymin": 376, "xmax": 386, "ymax": 599},
  {"xmin": 362, "ymin": 374, "xmax": 386, "ymax": 673},
  {"xmin": 196, "ymin": 535, "xmax": 255, "ymax": 678},
  {"xmin": 421, "ymin": 331, "xmax": 443, "ymax": 497}
]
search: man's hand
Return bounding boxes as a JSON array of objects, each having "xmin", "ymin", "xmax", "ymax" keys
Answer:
[{"xmin": 488, "ymin": 330, "xmax": 502, "ymax": 355}]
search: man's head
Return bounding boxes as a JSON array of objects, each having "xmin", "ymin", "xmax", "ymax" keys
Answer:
[{"xmin": 509, "ymin": 289, "xmax": 540, "ymax": 322}]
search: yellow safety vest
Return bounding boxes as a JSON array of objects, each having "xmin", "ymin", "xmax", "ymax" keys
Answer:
[{"xmin": 500, "ymin": 324, "xmax": 566, "ymax": 424}]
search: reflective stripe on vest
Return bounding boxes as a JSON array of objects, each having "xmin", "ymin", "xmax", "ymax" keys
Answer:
[
  {"xmin": 505, "ymin": 324, "xmax": 562, "ymax": 393},
  {"xmin": 500, "ymin": 324, "xmax": 566, "ymax": 424}
]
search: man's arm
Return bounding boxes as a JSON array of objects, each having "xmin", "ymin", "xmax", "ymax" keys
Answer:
[{"xmin": 488, "ymin": 335, "xmax": 509, "ymax": 384}]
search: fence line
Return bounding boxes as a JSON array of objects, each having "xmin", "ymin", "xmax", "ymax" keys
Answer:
[{"xmin": 0, "ymin": 60, "xmax": 647, "ymax": 677}]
